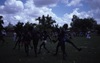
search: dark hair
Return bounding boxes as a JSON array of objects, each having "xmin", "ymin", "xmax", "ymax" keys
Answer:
[{"xmin": 63, "ymin": 24, "xmax": 68, "ymax": 29}]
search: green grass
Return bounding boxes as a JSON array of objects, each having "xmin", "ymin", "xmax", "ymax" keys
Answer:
[{"xmin": 0, "ymin": 35, "xmax": 100, "ymax": 63}]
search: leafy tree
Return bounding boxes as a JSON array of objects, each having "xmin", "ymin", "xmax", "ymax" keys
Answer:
[
  {"xmin": 36, "ymin": 15, "xmax": 56, "ymax": 31},
  {"xmin": 71, "ymin": 15, "xmax": 97, "ymax": 34}
]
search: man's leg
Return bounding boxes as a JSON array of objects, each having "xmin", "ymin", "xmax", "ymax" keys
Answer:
[
  {"xmin": 43, "ymin": 42, "xmax": 50, "ymax": 53},
  {"xmin": 33, "ymin": 40, "xmax": 38, "ymax": 57},
  {"xmin": 67, "ymin": 39, "xmax": 81, "ymax": 51},
  {"xmin": 38, "ymin": 42, "xmax": 44, "ymax": 54},
  {"xmin": 24, "ymin": 42, "xmax": 29, "ymax": 56},
  {"xmin": 61, "ymin": 43, "xmax": 66, "ymax": 60},
  {"xmin": 54, "ymin": 42, "xmax": 60, "ymax": 56}
]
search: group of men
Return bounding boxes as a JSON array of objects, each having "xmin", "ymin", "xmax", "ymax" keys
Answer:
[
  {"xmin": 12, "ymin": 22, "xmax": 82, "ymax": 60},
  {"xmin": 0, "ymin": 16, "xmax": 82, "ymax": 60}
]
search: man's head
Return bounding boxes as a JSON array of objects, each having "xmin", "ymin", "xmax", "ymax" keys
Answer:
[{"xmin": 63, "ymin": 24, "xmax": 68, "ymax": 30}]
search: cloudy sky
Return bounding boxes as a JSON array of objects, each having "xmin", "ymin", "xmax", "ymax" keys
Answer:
[{"xmin": 0, "ymin": 0, "xmax": 100, "ymax": 26}]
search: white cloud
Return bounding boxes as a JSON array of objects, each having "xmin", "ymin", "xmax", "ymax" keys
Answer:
[
  {"xmin": 0, "ymin": 5, "xmax": 5, "ymax": 13},
  {"xmin": 4, "ymin": 0, "xmax": 24, "ymax": 14},
  {"xmin": 88, "ymin": 9, "xmax": 100, "ymax": 18},
  {"xmin": 0, "ymin": 0, "xmax": 63, "ymax": 26},
  {"xmin": 85, "ymin": 0, "xmax": 100, "ymax": 24},
  {"xmin": 67, "ymin": 0, "xmax": 82, "ymax": 6},
  {"xmin": 95, "ymin": 18, "xmax": 100, "ymax": 24},
  {"xmin": 62, "ymin": 8, "xmax": 94, "ymax": 27},
  {"xmin": 0, "ymin": 0, "xmax": 100, "ymax": 27},
  {"xmin": 0, "ymin": 0, "xmax": 25, "ymax": 26},
  {"xmin": 62, "ymin": 0, "xmax": 82, "ymax": 6}
]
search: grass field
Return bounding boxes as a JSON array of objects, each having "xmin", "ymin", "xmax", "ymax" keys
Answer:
[{"xmin": 0, "ymin": 34, "xmax": 100, "ymax": 63}]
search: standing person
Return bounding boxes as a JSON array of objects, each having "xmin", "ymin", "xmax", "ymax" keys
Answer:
[
  {"xmin": 0, "ymin": 30, "xmax": 5, "ymax": 44},
  {"xmin": 54, "ymin": 24, "xmax": 81, "ymax": 60},
  {"xmin": 13, "ymin": 22, "xmax": 23, "ymax": 50},
  {"xmin": 86, "ymin": 31, "xmax": 91, "ymax": 39},
  {"xmin": 0, "ymin": 16, "xmax": 5, "ymax": 44},
  {"xmin": 23, "ymin": 31, "xmax": 32, "ymax": 56},
  {"xmin": 13, "ymin": 32, "xmax": 17, "ymax": 42},
  {"xmin": 53, "ymin": 26, "xmax": 66, "ymax": 60},
  {"xmin": 31, "ymin": 27, "xmax": 40, "ymax": 57},
  {"xmin": 38, "ymin": 30, "xmax": 50, "ymax": 54},
  {"xmin": 22, "ymin": 24, "xmax": 32, "ymax": 56}
]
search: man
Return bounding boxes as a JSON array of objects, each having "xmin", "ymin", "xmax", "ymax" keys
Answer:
[
  {"xmin": 86, "ymin": 31, "xmax": 91, "ymax": 39},
  {"xmin": 31, "ymin": 27, "xmax": 40, "ymax": 57},
  {"xmin": 38, "ymin": 30, "xmax": 50, "ymax": 54},
  {"xmin": 54, "ymin": 24, "xmax": 81, "ymax": 60},
  {"xmin": 0, "ymin": 16, "xmax": 5, "ymax": 44}
]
